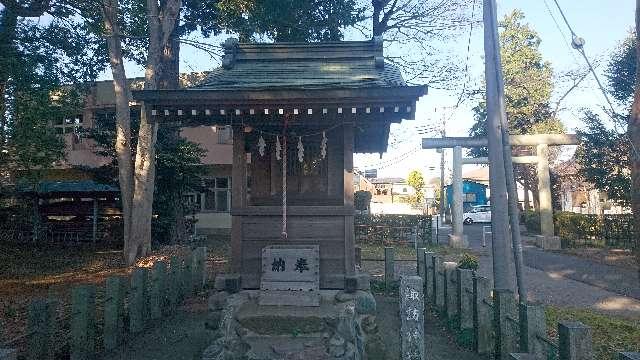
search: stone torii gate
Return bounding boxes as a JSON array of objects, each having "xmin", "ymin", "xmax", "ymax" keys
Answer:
[{"xmin": 423, "ymin": 134, "xmax": 578, "ymax": 249}]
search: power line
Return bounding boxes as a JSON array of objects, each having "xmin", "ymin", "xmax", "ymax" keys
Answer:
[
  {"xmin": 542, "ymin": 0, "xmax": 580, "ymax": 66},
  {"xmin": 453, "ymin": 0, "xmax": 478, "ymax": 110},
  {"xmin": 549, "ymin": 0, "xmax": 640, "ymax": 160}
]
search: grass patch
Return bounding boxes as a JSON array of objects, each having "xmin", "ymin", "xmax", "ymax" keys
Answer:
[
  {"xmin": 545, "ymin": 306, "xmax": 640, "ymax": 360},
  {"xmin": 359, "ymin": 243, "xmax": 417, "ymax": 260},
  {"xmin": 358, "ymin": 242, "xmax": 478, "ymax": 263},
  {"xmin": 371, "ymin": 280, "xmax": 400, "ymax": 296}
]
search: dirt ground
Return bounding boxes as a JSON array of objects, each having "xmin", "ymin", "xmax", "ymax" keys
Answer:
[
  {"xmin": 101, "ymin": 296, "xmax": 212, "ymax": 360},
  {"xmin": 374, "ymin": 295, "xmax": 481, "ymax": 360},
  {"xmin": 0, "ymin": 236, "xmax": 229, "ymax": 357}
]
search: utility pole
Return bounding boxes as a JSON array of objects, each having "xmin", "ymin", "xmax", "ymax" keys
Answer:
[
  {"xmin": 491, "ymin": 9, "xmax": 527, "ymax": 299},
  {"xmin": 483, "ymin": 0, "xmax": 514, "ymax": 292},
  {"xmin": 439, "ymin": 115, "xmax": 446, "ymax": 225}
]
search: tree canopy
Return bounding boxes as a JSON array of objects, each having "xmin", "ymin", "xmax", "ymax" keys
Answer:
[
  {"xmin": 469, "ymin": 10, "xmax": 556, "ymax": 157},
  {"xmin": 407, "ymin": 169, "xmax": 425, "ymax": 205},
  {"xmin": 0, "ymin": 3, "xmax": 107, "ymax": 181},
  {"xmin": 576, "ymin": 33, "xmax": 636, "ymax": 206}
]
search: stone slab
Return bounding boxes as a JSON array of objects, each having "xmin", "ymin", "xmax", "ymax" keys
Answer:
[
  {"xmin": 261, "ymin": 246, "xmax": 319, "ymax": 284},
  {"xmin": 400, "ymin": 276, "xmax": 425, "ymax": 360},
  {"xmin": 258, "ymin": 290, "xmax": 320, "ymax": 307},
  {"xmin": 509, "ymin": 354, "xmax": 537, "ymax": 360},
  {"xmin": 260, "ymin": 245, "xmax": 320, "ymax": 307}
]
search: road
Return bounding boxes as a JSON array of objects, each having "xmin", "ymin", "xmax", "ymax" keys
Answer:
[{"xmin": 434, "ymin": 220, "xmax": 640, "ymax": 320}]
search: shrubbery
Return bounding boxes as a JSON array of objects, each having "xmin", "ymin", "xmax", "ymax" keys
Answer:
[
  {"xmin": 457, "ymin": 253, "xmax": 479, "ymax": 271},
  {"xmin": 355, "ymin": 214, "xmax": 432, "ymax": 244},
  {"xmin": 523, "ymin": 210, "xmax": 636, "ymax": 249},
  {"xmin": 521, "ymin": 210, "xmax": 540, "ymax": 234}
]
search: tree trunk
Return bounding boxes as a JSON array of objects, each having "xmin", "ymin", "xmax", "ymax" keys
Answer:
[
  {"xmin": 101, "ymin": 0, "xmax": 135, "ymax": 264},
  {"xmin": 126, "ymin": 0, "xmax": 182, "ymax": 262},
  {"xmin": 630, "ymin": 0, "xmax": 640, "ymax": 280},
  {"xmin": 129, "ymin": 105, "xmax": 158, "ymax": 260},
  {"xmin": 522, "ymin": 179, "xmax": 531, "ymax": 211},
  {"xmin": 372, "ymin": 0, "xmax": 382, "ymax": 36},
  {"xmin": 160, "ymin": 25, "xmax": 185, "ymax": 243},
  {"xmin": 0, "ymin": 8, "xmax": 18, "ymax": 146}
]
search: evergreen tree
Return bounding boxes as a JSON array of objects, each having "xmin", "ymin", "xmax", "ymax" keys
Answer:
[{"xmin": 469, "ymin": 10, "xmax": 556, "ymax": 152}]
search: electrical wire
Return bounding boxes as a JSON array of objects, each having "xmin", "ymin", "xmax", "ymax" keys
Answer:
[
  {"xmin": 549, "ymin": 0, "xmax": 640, "ymax": 160},
  {"xmin": 454, "ymin": 0, "xmax": 478, "ymax": 110},
  {"xmin": 542, "ymin": 0, "xmax": 580, "ymax": 66}
]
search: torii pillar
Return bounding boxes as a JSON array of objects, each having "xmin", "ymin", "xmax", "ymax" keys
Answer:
[{"xmin": 423, "ymin": 134, "xmax": 578, "ymax": 249}]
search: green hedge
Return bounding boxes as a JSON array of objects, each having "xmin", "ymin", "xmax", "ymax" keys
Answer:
[
  {"xmin": 355, "ymin": 214, "xmax": 432, "ymax": 244},
  {"xmin": 554, "ymin": 212, "xmax": 635, "ymax": 249},
  {"xmin": 524, "ymin": 211, "xmax": 636, "ymax": 250},
  {"xmin": 521, "ymin": 211, "xmax": 540, "ymax": 234}
]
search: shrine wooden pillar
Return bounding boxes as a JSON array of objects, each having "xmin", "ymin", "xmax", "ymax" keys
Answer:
[
  {"xmin": 231, "ymin": 126, "xmax": 247, "ymax": 273},
  {"xmin": 343, "ymin": 122, "xmax": 356, "ymax": 277}
]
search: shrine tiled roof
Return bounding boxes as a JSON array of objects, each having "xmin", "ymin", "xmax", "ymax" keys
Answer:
[
  {"xmin": 192, "ymin": 38, "xmax": 408, "ymax": 91},
  {"xmin": 17, "ymin": 180, "xmax": 119, "ymax": 195}
]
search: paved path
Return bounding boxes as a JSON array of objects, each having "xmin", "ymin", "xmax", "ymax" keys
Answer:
[
  {"xmin": 523, "ymin": 246, "xmax": 640, "ymax": 299},
  {"xmin": 375, "ymin": 296, "xmax": 481, "ymax": 360},
  {"xmin": 437, "ymin": 221, "xmax": 640, "ymax": 320}
]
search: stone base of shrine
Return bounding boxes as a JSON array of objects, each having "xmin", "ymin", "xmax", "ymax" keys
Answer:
[
  {"xmin": 448, "ymin": 234, "xmax": 468, "ymax": 248},
  {"xmin": 203, "ymin": 289, "xmax": 380, "ymax": 360},
  {"xmin": 534, "ymin": 235, "xmax": 561, "ymax": 250}
]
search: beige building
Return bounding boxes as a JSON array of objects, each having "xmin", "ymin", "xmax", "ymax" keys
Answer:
[{"xmin": 53, "ymin": 78, "xmax": 234, "ymax": 234}]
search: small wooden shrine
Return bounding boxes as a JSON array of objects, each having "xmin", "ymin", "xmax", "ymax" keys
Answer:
[{"xmin": 134, "ymin": 37, "xmax": 426, "ymax": 289}]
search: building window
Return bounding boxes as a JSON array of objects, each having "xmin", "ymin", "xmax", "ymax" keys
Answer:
[
  {"xmin": 217, "ymin": 126, "xmax": 232, "ymax": 144},
  {"xmin": 183, "ymin": 194, "xmax": 201, "ymax": 214},
  {"xmin": 203, "ymin": 177, "xmax": 231, "ymax": 212},
  {"xmin": 51, "ymin": 114, "xmax": 83, "ymax": 135}
]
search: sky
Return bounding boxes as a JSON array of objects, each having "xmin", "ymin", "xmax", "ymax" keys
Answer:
[
  {"xmin": 354, "ymin": 0, "xmax": 636, "ymax": 182},
  {"xmin": 98, "ymin": 0, "xmax": 637, "ymax": 183}
]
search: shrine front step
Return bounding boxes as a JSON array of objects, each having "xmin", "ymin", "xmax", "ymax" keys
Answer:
[
  {"xmin": 236, "ymin": 296, "xmax": 343, "ymax": 335},
  {"xmin": 259, "ymin": 290, "xmax": 320, "ymax": 307}
]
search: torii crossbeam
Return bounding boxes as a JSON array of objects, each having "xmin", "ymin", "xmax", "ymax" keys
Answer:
[{"xmin": 423, "ymin": 134, "xmax": 578, "ymax": 249}]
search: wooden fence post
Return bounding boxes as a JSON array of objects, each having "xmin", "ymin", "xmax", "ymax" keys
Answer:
[
  {"xmin": 433, "ymin": 255, "xmax": 445, "ymax": 310},
  {"xmin": 193, "ymin": 247, "xmax": 207, "ymax": 290},
  {"xmin": 129, "ymin": 267, "xmax": 148, "ymax": 334},
  {"xmin": 473, "ymin": 275, "xmax": 493, "ymax": 355},
  {"xmin": 519, "ymin": 303, "xmax": 546, "ymax": 358},
  {"xmin": 103, "ymin": 276, "xmax": 126, "ymax": 352},
  {"xmin": 457, "ymin": 269, "xmax": 474, "ymax": 331},
  {"xmin": 70, "ymin": 285, "xmax": 96, "ymax": 360},
  {"xmin": 416, "ymin": 247, "xmax": 426, "ymax": 279},
  {"xmin": 27, "ymin": 299, "xmax": 57, "ymax": 360},
  {"xmin": 150, "ymin": 261, "xmax": 167, "ymax": 320},
  {"xmin": 494, "ymin": 290, "xmax": 519, "ymax": 360},
  {"xmin": 384, "ymin": 247, "xmax": 395, "ymax": 291},
  {"xmin": 443, "ymin": 262, "xmax": 458, "ymax": 324},
  {"xmin": 168, "ymin": 256, "xmax": 180, "ymax": 313},
  {"xmin": 183, "ymin": 251, "xmax": 194, "ymax": 297},
  {"xmin": 424, "ymin": 252, "xmax": 435, "ymax": 303},
  {"xmin": 558, "ymin": 321, "xmax": 593, "ymax": 360}
]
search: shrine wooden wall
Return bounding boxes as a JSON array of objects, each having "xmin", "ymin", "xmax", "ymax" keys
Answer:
[{"xmin": 237, "ymin": 211, "xmax": 350, "ymax": 288}]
